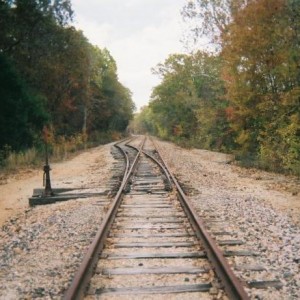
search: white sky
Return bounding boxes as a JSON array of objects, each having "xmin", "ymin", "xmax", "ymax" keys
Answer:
[{"xmin": 71, "ymin": 0, "xmax": 188, "ymax": 111}]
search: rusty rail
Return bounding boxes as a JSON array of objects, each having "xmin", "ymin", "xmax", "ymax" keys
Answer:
[
  {"xmin": 65, "ymin": 136, "xmax": 249, "ymax": 299},
  {"xmin": 125, "ymin": 143, "xmax": 172, "ymax": 190},
  {"xmin": 64, "ymin": 137, "xmax": 145, "ymax": 300},
  {"xmin": 151, "ymin": 137, "xmax": 249, "ymax": 300}
]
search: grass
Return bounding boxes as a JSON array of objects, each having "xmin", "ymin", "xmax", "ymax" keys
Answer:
[
  {"xmin": 5, "ymin": 148, "xmax": 42, "ymax": 170},
  {"xmin": 0, "ymin": 131, "xmax": 124, "ymax": 174}
]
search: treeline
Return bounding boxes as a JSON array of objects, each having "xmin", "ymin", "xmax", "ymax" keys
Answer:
[
  {"xmin": 131, "ymin": 0, "xmax": 300, "ymax": 175},
  {"xmin": 0, "ymin": 0, "xmax": 134, "ymax": 161}
]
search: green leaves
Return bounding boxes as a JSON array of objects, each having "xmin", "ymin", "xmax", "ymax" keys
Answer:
[
  {"xmin": 0, "ymin": 54, "xmax": 48, "ymax": 151},
  {"xmin": 139, "ymin": 51, "xmax": 233, "ymax": 150},
  {"xmin": 221, "ymin": 0, "xmax": 300, "ymax": 173},
  {"xmin": 0, "ymin": 0, "xmax": 134, "ymax": 154},
  {"xmin": 158, "ymin": 0, "xmax": 300, "ymax": 174}
]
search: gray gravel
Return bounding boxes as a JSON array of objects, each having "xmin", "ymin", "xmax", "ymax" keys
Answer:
[
  {"xmin": 0, "ymin": 144, "xmax": 116, "ymax": 299},
  {"xmin": 156, "ymin": 139, "xmax": 300, "ymax": 299},
  {"xmin": 0, "ymin": 139, "xmax": 299, "ymax": 299}
]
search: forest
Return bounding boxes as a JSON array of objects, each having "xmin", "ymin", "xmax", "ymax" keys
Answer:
[
  {"xmin": 1, "ymin": 0, "xmax": 299, "ymax": 176},
  {"xmin": 0, "ymin": 0, "xmax": 135, "ymax": 167},
  {"xmin": 131, "ymin": 0, "xmax": 300, "ymax": 176}
]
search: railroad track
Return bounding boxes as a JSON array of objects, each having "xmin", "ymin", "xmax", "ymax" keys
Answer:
[{"xmin": 64, "ymin": 136, "xmax": 280, "ymax": 299}]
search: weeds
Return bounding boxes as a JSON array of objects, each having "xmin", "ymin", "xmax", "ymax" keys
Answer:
[
  {"xmin": 0, "ymin": 131, "xmax": 125, "ymax": 173},
  {"xmin": 5, "ymin": 148, "xmax": 42, "ymax": 171}
]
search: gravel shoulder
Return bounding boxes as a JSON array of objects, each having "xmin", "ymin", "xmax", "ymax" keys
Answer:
[
  {"xmin": 0, "ymin": 144, "xmax": 116, "ymax": 298},
  {"xmin": 156, "ymin": 140, "xmax": 300, "ymax": 225},
  {"xmin": 156, "ymin": 139, "xmax": 300, "ymax": 299},
  {"xmin": 0, "ymin": 145, "xmax": 114, "ymax": 227}
]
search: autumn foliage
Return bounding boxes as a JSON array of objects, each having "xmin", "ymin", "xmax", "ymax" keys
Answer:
[
  {"xmin": 133, "ymin": 0, "xmax": 300, "ymax": 175},
  {"xmin": 0, "ymin": 0, "xmax": 134, "ymax": 161},
  {"xmin": 221, "ymin": 0, "xmax": 300, "ymax": 173}
]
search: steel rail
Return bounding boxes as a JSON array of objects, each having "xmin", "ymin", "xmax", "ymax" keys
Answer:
[
  {"xmin": 151, "ymin": 137, "xmax": 250, "ymax": 300},
  {"xmin": 114, "ymin": 139, "xmax": 132, "ymax": 186},
  {"xmin": 124, "ymin": 143, "xmax": 172, "ymax": 189},
  {"xmin": 141, "ymin": 150, "xmax": 173, "ymax": 190},
  {"xmin": 64, "ymin": 137, "xmax": 146, "ymax": 300}
]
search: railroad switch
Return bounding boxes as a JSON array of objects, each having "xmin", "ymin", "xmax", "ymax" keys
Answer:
[
  {"xmin": 42, "ymin": 135, "xmax": 53, "ymax": 197},
  {"xmin": 43, "ymin": 162, "xmax": 53, "ymax": 197},
  {"xmin": 28, "ymin": 140, "xmax": 108, "ymax": 206}
]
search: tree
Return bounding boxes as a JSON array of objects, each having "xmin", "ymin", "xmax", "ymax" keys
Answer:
[
  {"xmin": 147, "ymin": 51, "xmax": 232, "ymax": 150},
  {"xmin": 222, "ymin": 0, "xmax": 300, "ymax": 172},
  {"xmin": 0, "ymin": 0, "xmax": 73, "ymax": 54},
  {"xmin": 192, "ymin": 52, "xmax": 233, "ymax": 150},
  {"xmin": 87, "ymin": 48, "xmax": 135, "ymax": 135},
  {"xmin": 0, "ymin": 0, "xmax": 135, "ymax": 155},
  {"xmin": 150, "ymin": 54, "xmax": 199, "ymax": 139},
  {"xmin": 182, "ymin": 0, "xmax": 300, "ymax": 174},
  {"xmin": 0, "ymin": 54, "xmax": 48, "ymax": 151},
  {"xmin": 128, "ymin": 106, "xmax": 156, "ymax": 135},
  {"xmin": 182, "ymin": 0, "xmax": 249, "ymax": 48}
]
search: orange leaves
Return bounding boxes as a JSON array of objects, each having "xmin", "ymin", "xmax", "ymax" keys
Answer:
[
  {"xmin": 173, "ymin": 124, "xmax": 183, "ymax": 137},
  {"xmin": 42, "ymin": 126, "xmax": 54, "ymax": 144},
  {"xmin": 225, "ymin": 106, "xmax": 235, "ymax": 121}
]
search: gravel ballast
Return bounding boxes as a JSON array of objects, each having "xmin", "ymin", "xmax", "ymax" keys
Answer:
[
  {"xmin": 0, "ymin": 139, "xmax": 299, "ymax": 299},
  {"xmin": 0, "ymin": 144, "xmax": 116, "ymax": 299},
  {"xmin": 156, "ymin": 139, "xmax": 300, "ymax": 299}
]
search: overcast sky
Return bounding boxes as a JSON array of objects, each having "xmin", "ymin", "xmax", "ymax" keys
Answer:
[{"xmin": 72, "ymin": 0, "xmax": 188, "ymax": 111}]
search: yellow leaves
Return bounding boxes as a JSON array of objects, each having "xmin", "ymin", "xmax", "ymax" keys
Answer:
[
  {"xmin": 183, "ymin": 0, "xmax": 299, "ymax": 174},
  {"xmin": 225, "ymin": 106, "xmax": 235, "ymax": 121},
  {"xmin": 157, "ymin": 126, "xmax": 168, "ymax": 139},
  {"xmin": 236, "ymin": 130, "xmax": 250, "ymax": 145},
  {"xmin": 42, "ymin": 126, "xmax": 52, "ymax": 144},
  {"xmin": 52, "ymin": 133, "xmax": 88, "ymax": 159},
  {"xmin": 111, "ymin": 131, "xmax": 122, "ymax": 141},
  {"xmin": 277, "ymin": 114, "xmax": 300, "ymax": 138},
  {"xmin": 173, "ymin": 124, "xmax": 183, "ymax": 137},
  {"xmin": 282, "ymin": 87, "xmax": 300, "ymax": 106}
]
